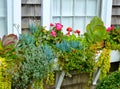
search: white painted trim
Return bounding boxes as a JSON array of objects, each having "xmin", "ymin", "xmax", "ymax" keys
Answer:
[
  {"xmin": 41, "ymin": 0, "xmax": 51, "ymax": 30},
  {"xmin": 13, "ymin": 0, "xmax": 21, "ymax": 36},
  {"xmin": 101, "ymin": 0, "xmax": 112, "ymax": 27},
  {"xmin": 55, "ymin": 71, "xmax": 65, "ymax": 89},
  {"xmin": 7, "ymin": 0, "xmax": 13, "ymax": 34},
  {"xmin": 92, "ymin": 69, "xmax": 101, "ymax": 85},
  {"xmin": 7, "ymin": 0, "xmax": 21, "ymax": 36},
  {"xmin": 110, "ymin": 50, "xmax": 120, "ymax": 63}
]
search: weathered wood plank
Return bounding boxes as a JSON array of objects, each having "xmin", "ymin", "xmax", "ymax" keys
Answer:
[
  {"xmin": 21, "ymin": 0, "xmax": 41, "ymax": 4},
  {"xmin": 112, "ymin": 7, "xmax": 120, "ymax": 15},
  {"xmin": 22, "ymin": 28, "xmax": 30, "ymax": 34},
  {"xmin": 111, "ymin": 16, "xmax": 120, "ymax": 25},
  {"xmin": 113, "ymin": 0, "xmax": 120, "ymax": 5},
  {"xmin": 22, "ymin": 5, "xmax": 41, "ymax": 16},
  {"xmin": 22, "ymin": 18, "xmax": 40, "ymax": 28}
]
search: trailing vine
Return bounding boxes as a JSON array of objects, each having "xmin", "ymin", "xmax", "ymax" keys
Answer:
[
  {"xmin": 96, "ymin": 48, "xmax": 111, "ymax": 80},
  {"xmin": 45, "ymin": 72, "xmax": 55, "ymax": 85},
  {"xmin": 0, "ymin": 57, "xmax": 11, "ymax": 89}
]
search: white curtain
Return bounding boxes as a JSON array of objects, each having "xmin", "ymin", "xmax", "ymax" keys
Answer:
[{"xmin": 0, "ymin": 0, "xmax": 7, "ymax": 37}]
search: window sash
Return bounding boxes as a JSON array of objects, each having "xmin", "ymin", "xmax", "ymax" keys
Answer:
[
  {"xmin": 42, "ymin": 0, "xmax": 112, "ymax": 31},
  {"xmin": 52, "ymin": 0, "xmax": 101, "ymax": 34},
  {"xmin": 0, "ymin": 0, "xmax": 21, "ymax": 37}
]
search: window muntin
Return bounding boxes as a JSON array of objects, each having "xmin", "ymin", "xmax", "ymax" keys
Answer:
[{"xmin": 52, "ymin": 0, "xmax": 101, "ymax": 34}]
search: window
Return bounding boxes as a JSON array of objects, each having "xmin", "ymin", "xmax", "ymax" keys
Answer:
[
  {"xmin": 0, "ymin": 0, "xmax": 21, "ymax": 37},
  {"xmin": 0, "ymin": 0, "xmax": 7, "ymax": 37},
  {"xmin": 42, "ymin": 0, "xmax": 112, "ymax": 34},
  {"xmin": 52, "ymin": 0, "xmax": 101, "ymax": 34}
]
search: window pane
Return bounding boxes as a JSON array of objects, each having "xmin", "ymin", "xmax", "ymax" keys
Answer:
[
  {"xmin": 87, "ymin": 0, "xmax": 97, "ymax": 16},
  {"xmin": 74, "ymin": 17, "xmax": 85, "ymax": 34},
  {"xmin": 52, "ymin": 0, "xmax": 60, "ymax": 16},
  {"xmin": 0, "ymin": 0, "xmax": 7, "ymax": 17},
  {"xmin": 62, "ymin": 0, "xmax": 73, "ymax": 16},
  {"xmin": 61, "ymin": 17, "xmax": 72, "ymax": 34},
  {"xmin": 52, "ymin": 0, "xmax": 101, "ymax": 34},
  {"xmin": 86, "ymin": 17, "xmax": 94, "ymax": 25},
  {"xmin": 75, "ymin": 0, "xmax": 86, "ymax": 16},
  {"xmin": 0, "ymin": 0, "xmax": 7, "ymax": 37},
  {"xmin": 53, "ymin": 17, "xmax": 61, "ymax": 23},
  {"xmin": 0, "ymin": 18, "xmax": 7, "ymax": 37}
]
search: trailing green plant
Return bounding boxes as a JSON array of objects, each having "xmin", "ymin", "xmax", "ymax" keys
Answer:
[
  {"xmin": 12, "ymin": 34, "xmax": 55, "ymax": 89},
  {"xmin": 56, "ymin": 38, "xmax": 95, "ymax": 74},
  {"xmin": 29, "ymin": 23, "xmax": 50, "ymax": 46},
  {"xmin": 118, "ymin": 63, "xmax": 120, "ymax": 71},
  {"xmin": 96, "ymin": 70, "xmax": 120, "ymax": 89},
  {"xmin": 105, "ymin": 25, "xmax": 120, "ymax": 51},
  {"xmin": 96, "ymin": 48, "xmax": 111, "ymax": 80},
  {"xmin": 29, "ymin": 23, "xmax": 64, "ymax": 47},
  {"xmin": 0, "ymin": 57, "xmax": 11, "ymax": 89}
]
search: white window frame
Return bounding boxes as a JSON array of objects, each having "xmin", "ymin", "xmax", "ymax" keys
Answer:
[
  {"xmin": 101, "ymin": 0, "xmax": 112, "ymax": 27},
  {"xmin": 7, "ymin": 0, "xmax": 21, "ymax": 36},
  {"xmin": 42, "ymin": 0, "xmax": 112, "ymax": 29}
]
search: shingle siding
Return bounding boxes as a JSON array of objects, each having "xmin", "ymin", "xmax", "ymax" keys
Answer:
[
  {"xmin": 21, "ymin": 0, "xmax": 41, "ymax": 32},
  {"xmin": 112, "ymin": 0, "xmax": 120, "ymax": 25}
]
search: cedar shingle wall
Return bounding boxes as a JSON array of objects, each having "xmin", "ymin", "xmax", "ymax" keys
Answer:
[
  {"xmin": 112, "ymin": 0, "xmax": 120, "ymax": 25},
  {"xmin": 21, "ymin": 0, "xmax": 41, "ymax": 33}
]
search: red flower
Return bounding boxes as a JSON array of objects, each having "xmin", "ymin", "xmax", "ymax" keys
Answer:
[
  {"xmin": 66, "ymin": 27, "xmax": 72, "ymax": 32},
  {"xmin": 74, "ymin": 30, "xmax": 80, "ymax": 35},
  {"xmin": 51, "ymin": 30, "xmax": 56, "ymax": 37},
  {"xmin": 50, "ymin": 23, "xmax": 54, "ymax": 27},
  {"xmin": 106, "ymin": 25, "xmax": 114, "ymax": 32},
  {"xmin": 111, "ymin": 25, "xmax": 114, "ymax": 30},
  {"xmin": 66, "ymin": 31, "xmax": 71, "ymax": 35},
  {"xmin": 55, "ymin": 23, "xmax": 63, "ymax": 30}
]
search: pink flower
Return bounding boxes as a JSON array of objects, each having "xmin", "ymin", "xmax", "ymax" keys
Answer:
[
  {"xmin": 106, "ymin": 27, "xmax": 111, "ymax": 32},
  {"xmin": 55, "ymin": 23, "xmax": 63, "ymax": 30},
  {"xmin": 50, "ymin": 23, "xmax": 54, "ymax": 27},
  {"xmin": 106, "ymin": 25, "xmax": 114, "ymax": 32},
  {"xmin": 51, "ymin": 30, "xmax": 56, "ymax": 37}
]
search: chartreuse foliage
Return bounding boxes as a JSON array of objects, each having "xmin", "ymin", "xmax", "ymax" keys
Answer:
[
  {"xmin": 12, "ymin": 34, "xmax": 55, "ymax": 89},
  {"xmin": 0, "ymin": 57, "xmax": 11, "ymax": 89},
  {"xmin": 96, "ymin": 70, "xmax": 120, "ymax": 89},
  {"xmin": 85, "ymin": 16, "xmax": 107, "ymax": 43},
  {"xmin": 84, "ymin": 16, "xmax": 107, "ymax": 50},
  {"xmin": 0, "ymin": 34, "xmax": 18, "ymax": 89},
  {"xmin": 96, "ymin": 48, "xmax": 111, "ymax": 80}
]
